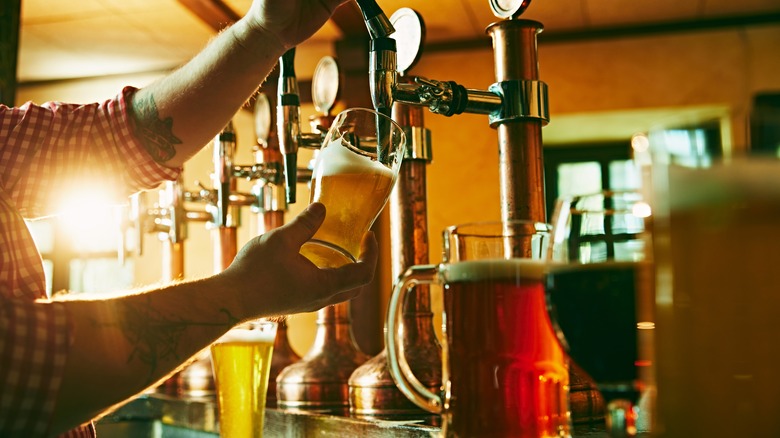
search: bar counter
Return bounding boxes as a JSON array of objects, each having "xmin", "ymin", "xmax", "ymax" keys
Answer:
[{"xmin": 96, "ymin": 393, "xmax": 626, "ymax": 437}]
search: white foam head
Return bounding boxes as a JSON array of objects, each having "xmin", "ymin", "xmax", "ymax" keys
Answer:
[
  {"xmin": 215, "ymin": 326, "xmax": 277, "ymax": 344},
  {"xmin": 314, "ymin": 138, "xmax": 394, "ymax": 178},
  {"xmin": 444, "ymin": 259, "xmax": 547, "ymax": 283}
]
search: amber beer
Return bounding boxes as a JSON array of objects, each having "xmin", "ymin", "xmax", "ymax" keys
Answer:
[
  {"xmin": 211, "ymin": 323, "xmax": 277, "ymax": 438},
  {"xmin": 302, "ymin": 137, "xmax": 395, "ymax": 268},
  {"xmin": 443, "ymin": 259, "xmax": 570, "ymax": 438},
  {"xmin": 654, "ymin": 159, "xmax": 780, "ymax": 437}
]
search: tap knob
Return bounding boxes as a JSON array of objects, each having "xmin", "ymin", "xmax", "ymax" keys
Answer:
[
  {"xmin": 277, "ymin": 48, "xmax": 302, "ymax": 204},
  {"xmin": 354, "ymin": 0, "xmax": 395, "ymax": 38},
  {"xmin": 213, "ymin": 121, "xmax": 236, "ymax": 227},
  {"xmin": 489, "ymin": 0, "xmax": 533, "ymax": 19}
]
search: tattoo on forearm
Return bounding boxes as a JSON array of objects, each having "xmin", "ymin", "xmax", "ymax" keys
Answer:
[
  {"xmin": 104, "ymin": 297, "xmax": 240, "ymax": 384},
  {"xmin": 130, "ymin": 94, "xmax": 182, "ymax": 163}
]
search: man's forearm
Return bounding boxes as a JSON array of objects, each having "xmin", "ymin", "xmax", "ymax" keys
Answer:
[
  {"xmin": 129, "ymin": 18, "xmax": 284, "ymax": 169},
  {"xmin": 49, "ymin": 275, "xmax": 247, "ymax": 434}
]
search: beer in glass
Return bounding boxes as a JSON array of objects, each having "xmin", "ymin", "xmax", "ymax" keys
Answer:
[
  {"xmin": 386, "ymin": 221, "xmax": 571, "ymax": 438},
  {"xmin": 546, "ymin": 190, "xmax": 654, "ymax": 437},
  {"xmin": 211, "ymin": 321, "xmax": 278, "ymax": 437},
  {"xmin": 301, "ymin": 108, "xmax": 405, "ymax": 268},
  {"xmin": 651, "ymin": 158, "xmax": 780, "ymax": 437}
]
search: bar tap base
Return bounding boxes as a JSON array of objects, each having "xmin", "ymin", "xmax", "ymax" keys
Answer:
[
  {"xmin": 97, "ymin": 393, "xmax": 622, "ymax": 437},
  {"xmin": 276, "ymin": 346, "xmax": 368, "ymax": 416},
  {"xmin": 267, "ymin": 320, "xmax": 301, "ymax": 408},
  {"xmin": 348, "ymin": 349, "xmax": 441, "ymax": 426},
  {"xmin": 276, "ymin": 303, "xmax": 369, "ymax": 416}
]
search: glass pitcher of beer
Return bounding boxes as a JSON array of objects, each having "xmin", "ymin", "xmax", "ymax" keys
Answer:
[{"xmin": 386, "ymin": 221, "xmax": 571, "ymax": 438}]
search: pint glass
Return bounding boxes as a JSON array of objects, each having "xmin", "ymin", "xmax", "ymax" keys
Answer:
[
  {"xmin": 386, "ymin": 221, "xmax": 571, "ymax": 438},
  {"xmin": 650, "ymin": 156, "xmax": 780, "ymax": 437},
  {"xmin": 302, "ymin": 108, "xmax": 405, "ymax": 268},
  {"xmin": 211, "ymin": 320, "xmax": 278, "ymax": 438}
]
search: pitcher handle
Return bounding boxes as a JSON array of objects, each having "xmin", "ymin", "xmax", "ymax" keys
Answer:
[{"xmin": 386, "ymin": 264, "xmax": 444, "ymax": 414}]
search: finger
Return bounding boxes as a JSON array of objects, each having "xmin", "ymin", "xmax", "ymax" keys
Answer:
[
  {"xmin": 279, "ymin": 202, "xmax": 326, "ymax": 247},
  {"xmin": 328, "ymin": 287, "xmax": 363, "ymax": 304},
  {"xmin": 326, "ymin": 231, "xmax": 378, "ymax": 291},
  {"xmin": 357, "ymin": 231, "xmax": 378, "ymax": 270}
]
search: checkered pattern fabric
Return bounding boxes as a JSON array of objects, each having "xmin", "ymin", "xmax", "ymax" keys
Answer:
[{"xmin": 0, "ymin": 87, "xmax": 180, "ymax": 437}]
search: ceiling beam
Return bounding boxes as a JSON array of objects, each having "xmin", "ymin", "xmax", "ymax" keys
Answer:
[{"xmin": 177, "ymin": 0, "xmax": 240, "ymax": 32}]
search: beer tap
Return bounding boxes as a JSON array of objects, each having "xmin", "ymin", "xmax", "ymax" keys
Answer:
[
  {"xmin": 355, "ymin": 0, "xmax": 394, "ymax": 39},
  {"xmin": 214, "ymin": 122, "xmax": 235, "ymax": 227},
  {"xmin": 353, "ymin": 0, "xmax": 549, "ymax": 225},
  {"xmin": 210, "ymin": 122, "xmax": 240, "ymax": 272},
  {"xmin": 355, "ymin": 0, "xmax": 397, "ymax": 120},
  {"xmin": 277, "ymin": 49, "xmax": 301, "ymax": 204},
  {"xmin": 277, "ymin": 49, "xmax": 324, "ymax": 204},
  {"xmin": 348, "ymin": 7, "xmax": 441, "ymax": 424},
  {"xmin": 252, "ymin": 92, "xmax": 285, "ymax": 233},
  {"xmin": 129, "ymin": 179, "xmax": 189, "ymax": 283}
]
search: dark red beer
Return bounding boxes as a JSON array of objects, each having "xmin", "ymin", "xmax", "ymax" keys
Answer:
[{"xmin": 443, "ymin": 259, "xmax": 570, "ymax": 438}]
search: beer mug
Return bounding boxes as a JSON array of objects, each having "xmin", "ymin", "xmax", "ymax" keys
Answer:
[
  {"xmin": 211, "ymin": 320, "xmax": 278, "ymax": 438},
  {"xmin": 386, "ymin": 221, "xmax": 571, "ymax": 438},
  {"xmin": 302, "ymin": 108, "xmax": 406, "ymax": 268}
]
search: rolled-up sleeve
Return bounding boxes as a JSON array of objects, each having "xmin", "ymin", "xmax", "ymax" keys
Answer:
[{"xmin": 0, "ymin": 86, "xmax": 180, "ymax": 217}]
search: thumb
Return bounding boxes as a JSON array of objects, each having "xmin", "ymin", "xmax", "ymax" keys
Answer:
[{"xmin": 281, "ymin": 202, "xmax": 326, "ymax": 247}]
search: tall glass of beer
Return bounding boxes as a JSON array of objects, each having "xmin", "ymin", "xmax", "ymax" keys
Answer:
[
  {"xmin": 386, "ymin": 221, "xmax": 571, "ymax": 438},
  {"xmin": 649, "ymin": 154, "xmax": 780, "ymax": 437},
  {"xmin": 211, "ymin": 320, "xmax": 278, "ymax": 438},
  {"xmin": 302, "ymin": 108, "xmax": 405, "ymax": 268}
]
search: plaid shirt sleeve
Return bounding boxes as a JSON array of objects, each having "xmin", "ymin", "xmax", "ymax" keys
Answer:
[
  {"xmin": 0, "ymin": 87, "xmax": 182, "ymax": 437},
  {"xmin": 0, "ymin": 86, "xmax": 180, "ymax": 218}
]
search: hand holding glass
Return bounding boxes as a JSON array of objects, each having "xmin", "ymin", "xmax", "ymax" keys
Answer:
[{"xmin": 301, "ymin": 108, "xmax": 405, "ymax": 268}]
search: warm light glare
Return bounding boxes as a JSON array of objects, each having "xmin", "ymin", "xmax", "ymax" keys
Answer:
[
  {"xmin": 631, "ymin": 133, "xmax": 650, "ymax": 152},
  {"xmin": 56, "ymin": 187, "xmax": 123, "ymax": 253},
  {"xmin": 632, "ymin": 202, "xmax": 652, "ymax": 218},
  {"xmin": 637, "ymin": 321, "xmax": 655, "ymax": 330}
]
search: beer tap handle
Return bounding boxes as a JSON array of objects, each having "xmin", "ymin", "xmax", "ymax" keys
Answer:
[
  {"xmin": 213, "ymin": 121, "xmax": 236, "ymax": 226},
  {"xmin": 369, "ymin": 37, "xmax": 397, "ymax": 119},
  {"xmin": 277, "ymin": 48, "xmax": 302, "ymax": 204},
  {"xmin": 354, "ymin": 0, "xmax": 395, "ymax": 38},
  {"xmin": 489, "ymin": 0, "xmax": 533, "ymax": 19},
  {"xmin": 353, "ymin": 0, "xmax": 398, "ymax": 118}
]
